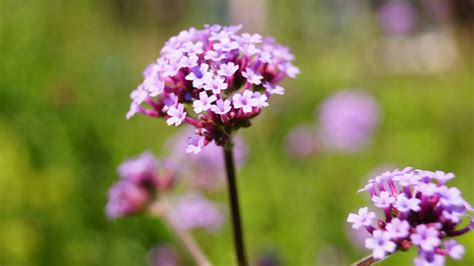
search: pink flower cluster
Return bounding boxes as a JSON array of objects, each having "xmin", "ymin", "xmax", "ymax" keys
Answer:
[
  {"xmin": 347, "ymin": 167, "xmax": 473, "ymax": 265},
  {"xmin": 164, "ymin": 127, "xmax": 247, "ymax": 190},
  {"xmin": 168, "ymin": 193, "xmax": 224, "ymax": 232},
  {"xmin": 127, "ymin": 24, "xmax": 298, "ymax": 153},
  {"xmin": 106, "ymin": 151, "xmax": 225, "ymax": 233},
  {"xmin": 106, "ymin": 152, "xmax": 173, "ymax": 219},
  {"xmin": 284, "ymin": 90, "xmax": 380, "ymax": 159},
  {"xmin": 317, "ymin": 90, "xmax": 379, "ymax": 153}
]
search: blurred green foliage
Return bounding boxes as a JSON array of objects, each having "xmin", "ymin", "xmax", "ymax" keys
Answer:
[{"xmin": 0, "ymin": 0, "xmax": 472, "ymax": 265}]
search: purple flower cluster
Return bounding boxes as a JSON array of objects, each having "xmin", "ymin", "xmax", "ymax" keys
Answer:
[
  {"xmin": 284, "ymin": 124, "xmax": 319, "ymax": 159},
  {"xmin": 378, "ymin": 0, "xmax": 416, "ymax": 36},
  {"xmin": 284, "ymin": 89, "xmax": 379, "ymax": 158},
  {"xmin": 164, "ymin": 127, "xmax": 247, "ymax": 190},
  {"xmin": 347, "ymin": 167, "xmax": 473, "ymax": 265},
  {"xmin": 317, "ymin": 90, "xmax": 379, "ymax": 153},
  {"xmin": 106, "ymin": 150, "xmax": 225, "ymax": 234},
  {"xmin": 106, "ymin": 152, "xmax": 173, "ymax": 219},
  {"xmin": 127, "ymin": 24, "xmax": 298, "ymax": 153},
  {"xmin": 168, "ymin": 193, "xmax": 224, "ymax": 232}
]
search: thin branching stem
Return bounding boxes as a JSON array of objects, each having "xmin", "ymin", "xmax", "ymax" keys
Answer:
[{"xmin": 150, "ymin": 198, "xmax": 211, "ymax": 266}]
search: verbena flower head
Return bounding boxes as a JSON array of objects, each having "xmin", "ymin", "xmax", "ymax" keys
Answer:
[
  {"xmin": 106, "ymin": 180, "xmax": 149, "ymax": 219},
  {"xmin": 127, "ymin": 24, "xmax": 298, "ymax": 153},
  {"xmin": 168, "ymin": 193, "xmax": 224, "ymax": 232},
  {"xmin": 347, "ymin": 167, "xmax": 473, "ymax": 265},
  {"xmin": 118, "ymin": 151, "xmax": 158, "ymax": 185},
  {"xmin": 316, "ymin": 90, "xmax": 379, "ymax": 153},
  {"xmin": 106, "ymin": 152, "xmax": 175, "ymax": 219}
]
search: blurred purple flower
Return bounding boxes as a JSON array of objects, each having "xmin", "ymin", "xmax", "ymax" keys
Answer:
[
  {"xmin": 106, "ymin": 152, "xmax": 177, "ymax": 219},
  {"xmin": 346, "ymin": 223, "xmax": 371, "ymax": 251},
  {"xmin": 365, "ymin": 230, "xmax": 397, "ymax": 259},
  {"xmin": 149, "ymin": 244, "xmax": 181, "ymax": 266},
  {"xmin": 118, "ymin": 151, "xmax": 175, "ymax": 190},
  {"xmin": 164, "ymin": 127, "xmax": 247, "ymax": 190},
  {"xmin": 106, "ymin": 180, "xmax": 149, "ymax": 219},
  {"xmin": 378, "ymin": 0, "xmax": 416, "ymax": 35},
  {"xmin": 168, "ymin": 193, "xmax": 224, "ymax": 232},
  {"xmin": 118, "ymin": 151, "xmax": 158, "ymax": 185},
  {"xmin": 316, "ymin": 90, "xmax": 380, "ymax": 153},
  {"xmin": 284, "ymin": 124, "xmax": 318, "ymax": 159}
]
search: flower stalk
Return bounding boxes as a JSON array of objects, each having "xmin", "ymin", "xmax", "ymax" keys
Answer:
[
  {"xmin": 223, "ymin": 142, "xmax": 248, "ymax": 266},
  {"xmin": 150, "ymin": 198, "xmax": 211, "ymax": 266}
]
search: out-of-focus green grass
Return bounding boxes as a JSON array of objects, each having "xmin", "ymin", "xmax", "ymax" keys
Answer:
[{"xmin": 0, "ymin": 1, "xmax": 472, "ymax": 265}]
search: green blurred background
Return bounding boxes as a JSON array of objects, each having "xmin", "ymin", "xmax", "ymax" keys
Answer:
[{"xmin": 0, "ymin": 0, "xmax": 472, "ymax": 265}]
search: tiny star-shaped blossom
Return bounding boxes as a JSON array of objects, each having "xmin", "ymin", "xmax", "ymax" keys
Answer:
[
  {"xmin": 365, "ymin": 230, "xmax": 396, "ymax": 259},
  {"xmin": 372, "ymin": 191, "xmax": 396, "ymax": 209},
  {"xmin": 185, "ymin": 135, "xmax": 205, "ymax": 154},
  {"xmin": 130, "ymin": 87, "xmax": 148, "ymax": 104},
  {"xmin": 166, "ymin": 104, "xmax": 186, "ymax": 126},
  {"xmin": 411, "ymin": 224, "xmax": 441, "ymax": 251},
  {"xmin": 213, "ymin": 37, "xmax": 239, "ymax": 52},
  {"xmin": 263, "ymin": 82, "xmax": 285, "ymax": 95},
  {"xmin": 259, "ymin": 51, "xmax": 273, "ymax": 63},
  {"xmin": 395, "ymin": 194, "xmax": 421, "ymax": 213},
  {"xmin": 240, "ymin": 33, "xmax": 262, "ymax": 44},
  {"xmin": 179, "ymin": 54, "xmax": 198, "ymax": 68},
  {"xmin": 251, "ymin": 92, "xmax": 269, "ymax": 108},
  {"xmin": 347, "ymin": 207, "xmax": 376, "ymax": 229},
  {"xmin": 193, "ymin": 91, "xmax": 217, "ymax": 113},
  {"xmin": 233, "ymin": 90, "xmax": 255, "ymax": 113},
  {"xmin": 182, "ymin": 41, "xmax": 204, "ymax": 55},
  {"xmin": 204, "ymin": 50, "xmax": 225, "ymax": 62},
  {"xmin": 126, "ymin": 102, "xmax": 139, "ymax": 120},
  {"xmin": 242, "ymin": 68, "xmax": 263, "ymax": 85},
  {"xmin": 210, "ymin": 99, "xmax": 232, "ymax": 115},
  {"xmin": 416, "ymin": 182, "xmax": 439, "ymax": 196},
  {"xmin": 357, "ymin": 183, "xmax": 375, "ymax": 194},
  {"xmin": 414, "ymin": 254, "xmax": 445, "ymax": 266},
  {"xmin": 393, "ymin": 172, "xmax": 422, "ymax": 187},
  {"xmin": 444, "ymin": 240, "xmax": 465, "ymax": 260},
  {"xmin": 433, "ymin": 171, "xmax": 455, "ymax": 184},
  {"xmin": 243, "ymin": 44, "xmax": 261, "ymax": 56},
  {"xmin": 162, "ymin": 93, "xmax": 179, "ymax": 112},
  {"xmin": 217, "ymin": 62, "xmax": 239, "ymax": 77},
  {"xmin": 161, "ymin": 52, "xmax": 183, "ymax": 77},
  {"xmin": 185, "ymin": 64, "xmax": 212, "ymax": 89},
  {"xmin": 442, "ymin": 210, "xmax": 462, "ymax": 223},
  {"xmin": 141, "ymin": 74, "xmax": 164, "ymax": 97},
  {"xmin": 279, "ymin": 62, "xmax": 300, "ymax": 78},
  {"xmin": 438, "ymin": 186, "xmax": 464, "ymax": 207},
  {"xmin": 386, "ymin": 218, "xmax": 410, "ymax": 239},
  {"xmin": 203, "ymin": 76, "xmax": 228, "ymax": 94}
]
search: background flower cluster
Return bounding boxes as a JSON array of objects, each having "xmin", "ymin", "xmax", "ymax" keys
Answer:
[{"xmin": 1, "ymin": 0, "xmax": 473, "ymax": 265}]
